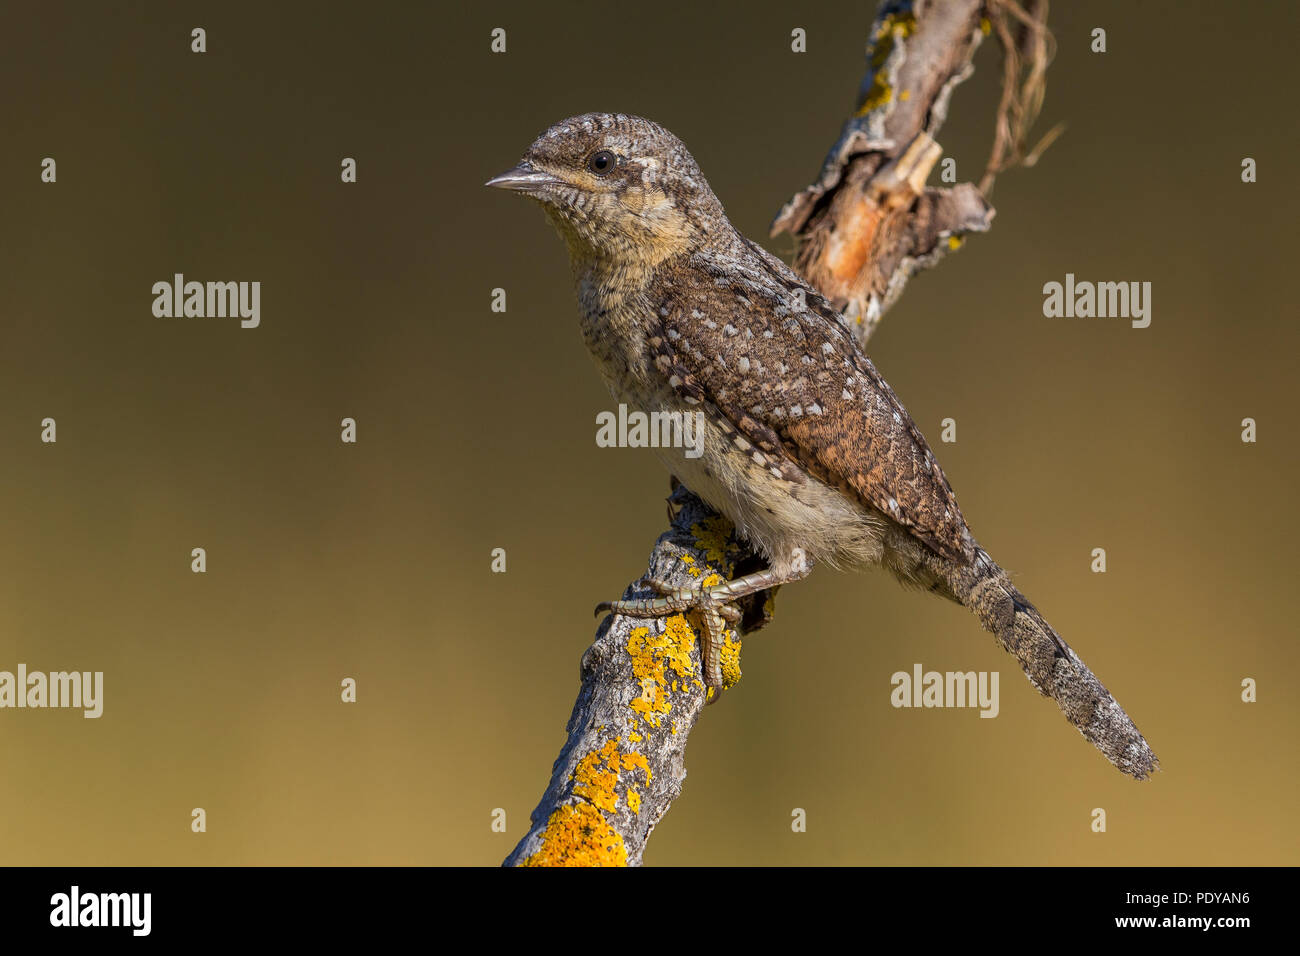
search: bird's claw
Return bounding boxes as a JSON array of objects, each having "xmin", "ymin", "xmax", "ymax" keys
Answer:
[{"xmin": 595, "ymin": 576, "xmax": 742, "ymax": 691}]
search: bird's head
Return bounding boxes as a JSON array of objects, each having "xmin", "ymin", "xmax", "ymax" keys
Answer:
[{"xmin": 486, "ymin": 113, "xmax": 727, "ymax": 270}]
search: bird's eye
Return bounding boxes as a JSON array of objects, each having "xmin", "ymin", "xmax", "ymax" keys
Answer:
[{"xmin": 587, "ymin": 150, "xmax": 618, "ymax": 175}]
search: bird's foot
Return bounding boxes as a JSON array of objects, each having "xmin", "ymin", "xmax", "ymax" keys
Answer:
[{"xmin": 594, "ymin": 549, "xmax": 811, "ymax": 699}]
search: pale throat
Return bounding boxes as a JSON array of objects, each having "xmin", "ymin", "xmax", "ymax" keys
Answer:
[{"xmin": 545, "ymin": 195, "xmax": 698, "ymax": 305}]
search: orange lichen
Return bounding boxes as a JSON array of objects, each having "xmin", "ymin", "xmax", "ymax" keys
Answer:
[
  {"xmin": 526, "ymin": 504, "xmax": 746, "ymax": 866},
  {"xmin": 621, "ymin": 750, "xmax": 651, "ymax": 783},
  {"xmin": 524, "ymin": 738, "xmax": 656, "ymax": 866},
  {"xmin": 626, "ymin": 616, "xmax": 700, "ymax": 728},
  {"xmin": 522, "ymin": 802, "xmax": 627, "ymax": 867},
  {"xmin": 573, "ymin": 739, "xmax": 623, "ymax": 812},
  {"xmin": 569, "ymin": 739, "xmax": 653, "ymax": 811}
]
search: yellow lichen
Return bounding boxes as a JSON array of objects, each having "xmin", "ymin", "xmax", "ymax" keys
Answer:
[
  {"xmin": 857, "ymin": 74, "xmax": 892, "ymax": 115},
  {"xmin": 523, "ymin": 802, "xmax": 627, "ymax": 867},
  {"xmin": 855, "ymin": 12, "xmax": 916, "ymax": 117},
  {"xmin": 626, "ymin": 619, "xmax": 698, "ymax": 728},
  {"xmin": 620, "ymin": 503, "xmax": 747, "ymax": 730},
  {"xmin": 533, "ymin": 738, "xmax": 656, "ymax": 867},
  {"xmin": 621, "ymin": 750, "xmax": 651, "ymax": 783},
  {"xmin": 622, "ymin": 750, "xmax": 651, "ymax": 815},
  {"xmin": 679, "ymin": 553, "xmax": 704, "ymax": 579},
  {"xmin": 718, "ymin": 628, "xmax": 743, "ymax": 689},
  {"xmin": 573, "ymin": 739, "xmax": 623, "ymax": 812},
  {"xmin": 662, "ymin": 614, "xmax": 712, "ymax": 679},
  {"xmin": 690, "ymin": 515, "xmax": 734, "ymax": 568}
]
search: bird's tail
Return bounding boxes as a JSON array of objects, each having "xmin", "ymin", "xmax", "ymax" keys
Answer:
[{"xmin": 938, "ymin": 546, "xmax": 1159, "ymax": 779}]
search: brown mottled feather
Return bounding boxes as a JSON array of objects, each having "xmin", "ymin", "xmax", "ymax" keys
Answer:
[{"xmin": 649, "ymin": 245, "xmax": 974, "ymax": 565}]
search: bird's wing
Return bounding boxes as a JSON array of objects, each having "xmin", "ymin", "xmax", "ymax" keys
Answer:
[{"xmin": 648, "ymin": 246, "xmax": 974, "ymax": 564}]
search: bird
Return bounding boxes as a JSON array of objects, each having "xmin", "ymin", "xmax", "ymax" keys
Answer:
[{"xmin": 486, "ymin": 112, "xmax": 1157, "ymax": 779}]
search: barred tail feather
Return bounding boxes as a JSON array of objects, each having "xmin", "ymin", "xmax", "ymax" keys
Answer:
[{"xmin": 943, "ymin": 547, "xmax": 1159, "ymax": 780}]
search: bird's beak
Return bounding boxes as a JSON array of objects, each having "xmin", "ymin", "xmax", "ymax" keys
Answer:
[{"xmin": 484, "ymin": 160, "xmax": 564, "ymax": 194}]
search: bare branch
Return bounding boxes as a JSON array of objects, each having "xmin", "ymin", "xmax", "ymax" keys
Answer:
[{"xmin": 771, "ymin": 0, "xmax": 1056, "ymax": 344}]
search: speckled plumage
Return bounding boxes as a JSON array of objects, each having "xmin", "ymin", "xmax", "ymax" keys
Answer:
[{"xmin": 488, "ymin": 113, "xmax": 1158, "ymax": 779}]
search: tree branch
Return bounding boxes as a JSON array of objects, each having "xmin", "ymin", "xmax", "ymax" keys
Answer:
[
  {"xmin": 505, "ymin": 0, "xmax": 1055, "ymax": 867},
  {"xmin": 771, "ymin": 0, "xmax": 1054, "ymax": 344},
  {"xmin": 503, "ymin": 485, "xmax": 774, "ymax": 866}
]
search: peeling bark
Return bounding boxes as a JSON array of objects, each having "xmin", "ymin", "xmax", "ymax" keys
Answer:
[{"xmin": 770, "ymin": 0, "xmax": 999, "ymax": 343}]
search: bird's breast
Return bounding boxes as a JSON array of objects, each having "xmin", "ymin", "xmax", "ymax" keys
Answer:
[{"xmin": 575, "ymin": 283, "xmax": 662, "ymax": 388}]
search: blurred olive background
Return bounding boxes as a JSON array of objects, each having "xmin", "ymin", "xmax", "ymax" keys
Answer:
[{"xmin": 1, "ymin": 1, "xmax": 1295, "ymax": 866}]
